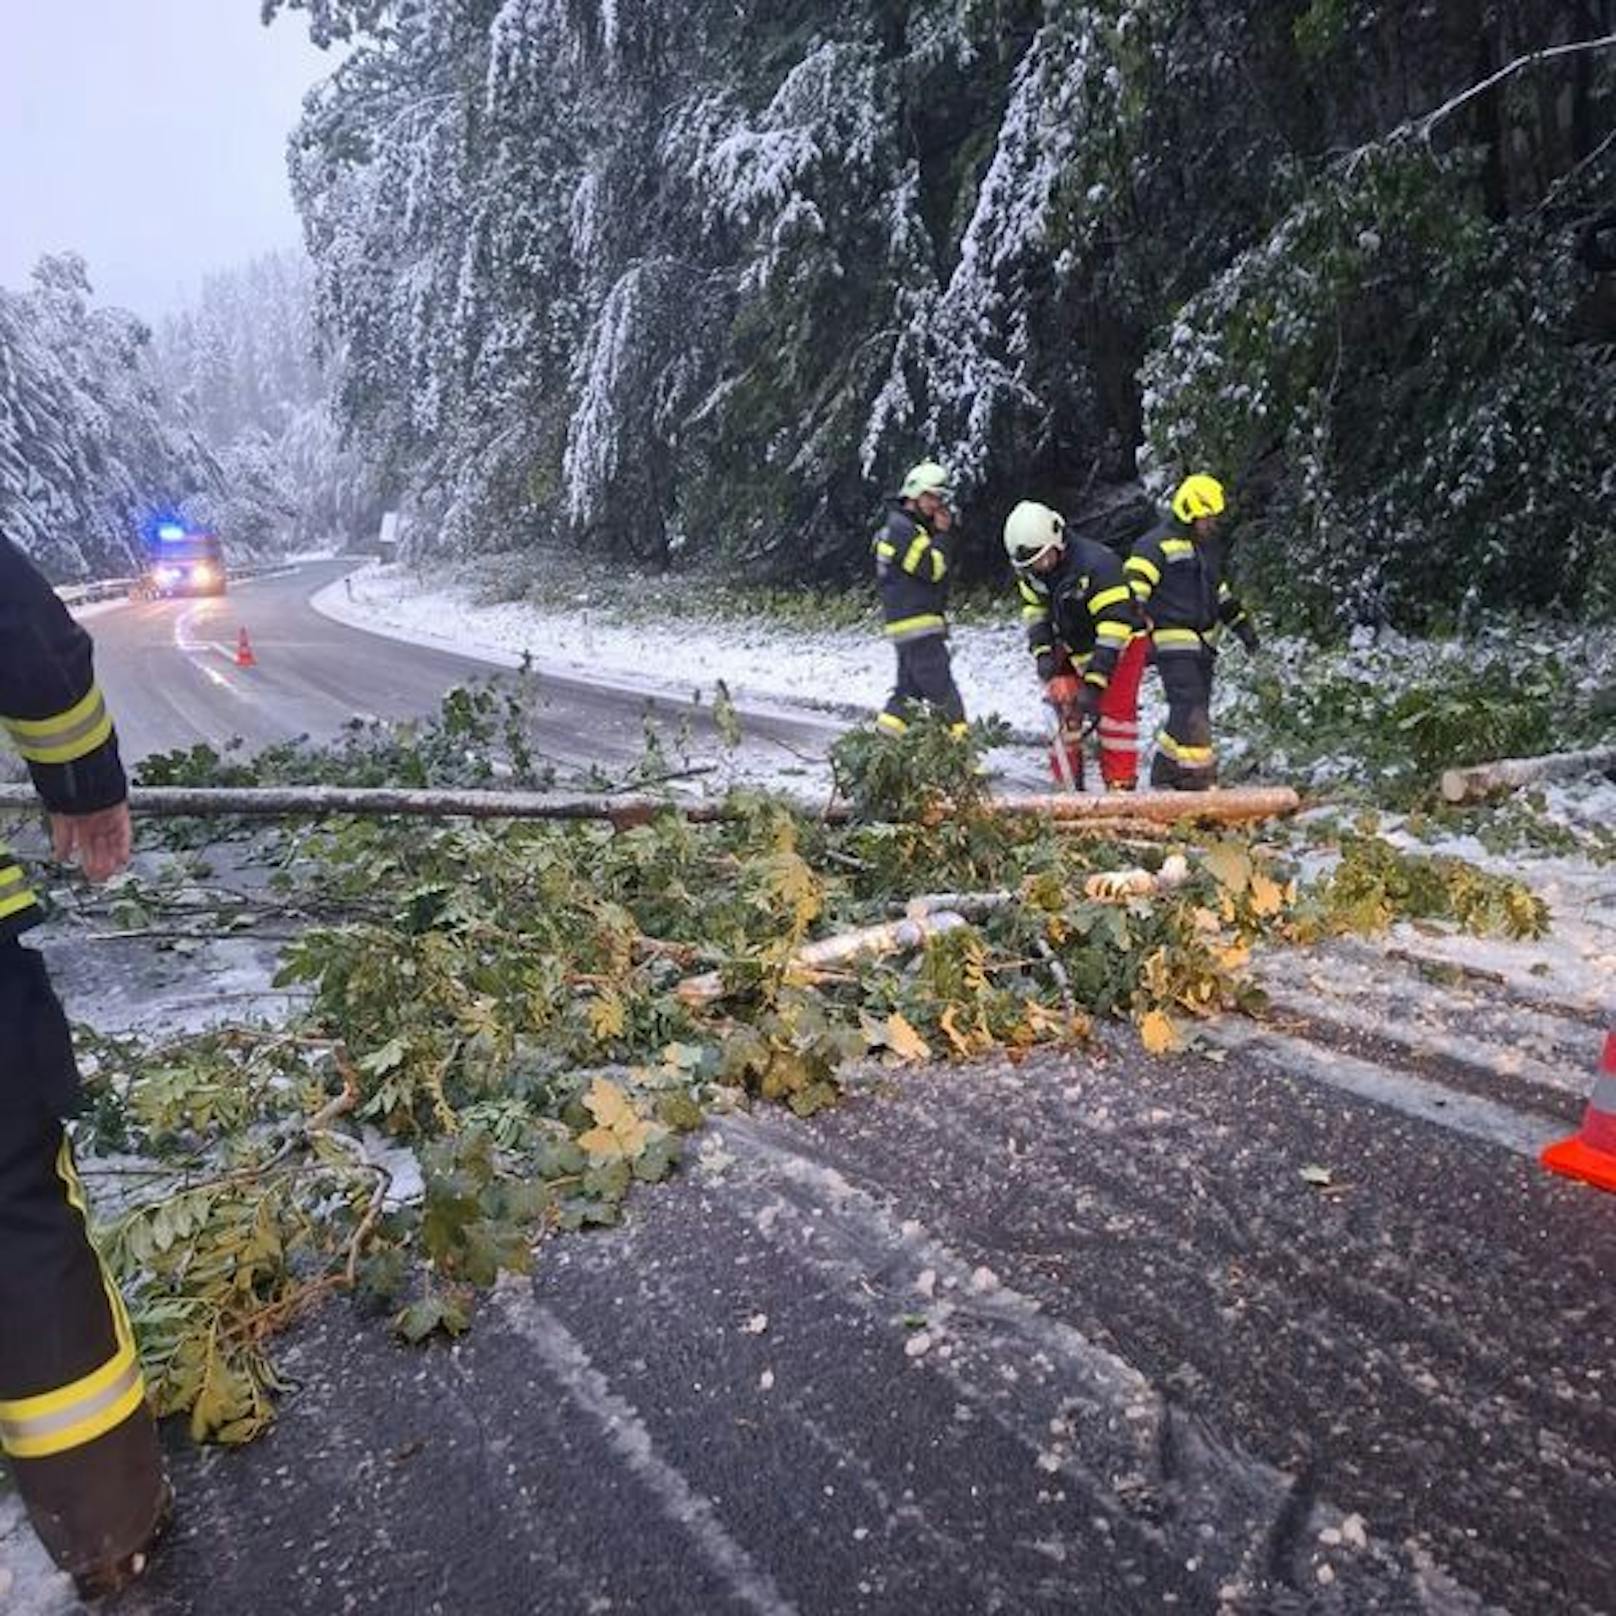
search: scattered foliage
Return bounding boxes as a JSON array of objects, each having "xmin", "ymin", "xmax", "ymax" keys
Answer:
[
  {"xmin": 1220, "ymin": 633, "xmax": 1616, "ymax": 807},
  {"xmin": 1300, "ymin": 830, "xmax": 1551, "ymax": 941},
  {"xmin": 136, "ymin": 666, "xmax": 552, "ymax": 794},
  {"xmin": 67, "ymin": 711, "xmax": 1554, "ymax": 1442}
]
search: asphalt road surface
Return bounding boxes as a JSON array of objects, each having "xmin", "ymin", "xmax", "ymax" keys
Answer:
[
  {"xmin": 75, "ymin": 1021, "xmax": 1616, "ymax": 1616},
  {"xmin": 86, "ymin": 560, "xmax": 840, "ymax": 775},
  {"xmin": 4, "ymin": 566, "xmax": 1613, "ymax": 1615}
]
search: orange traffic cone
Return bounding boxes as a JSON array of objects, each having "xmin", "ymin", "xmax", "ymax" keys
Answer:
[
  {"xmin": 1541, "ymin": 1031, "xmax": 1616, "ymax": 1194},
  {"xmin": 235, "ymin": 627, "xmax": 256, "ymax": 668}
]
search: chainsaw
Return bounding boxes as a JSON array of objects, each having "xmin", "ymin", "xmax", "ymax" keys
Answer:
[{"xmin": 1043, "ymin": 674, "xmax": 1094, "ymax": 794}]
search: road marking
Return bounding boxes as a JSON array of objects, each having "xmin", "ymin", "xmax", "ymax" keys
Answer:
[
  {"xmin": 497, "ymin": 1290, "xmax": 800, "ymax": 1616},
  {"xmin": 1257, "ymin": 986, "xmax": 1594, "ymax": 1100},
  {"xmin": 171, "ymin": 604, "xmax": 251, "ymax": 693},
  {"xmin": 1203, "ymin": 1023, "xmax": 1567, "ymax": 1158}
]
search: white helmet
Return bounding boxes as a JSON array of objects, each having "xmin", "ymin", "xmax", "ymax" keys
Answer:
[
  {"xmin": 1003, "ymin": 500, "xmax": 1065, "ymax": 569},
  {"xmin": 900, "ymin": 460, "xmax": 954, "ymax": 502}
]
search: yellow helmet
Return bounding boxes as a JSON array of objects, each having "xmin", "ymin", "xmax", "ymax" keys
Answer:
[
  {"xmin": 1171, "ymin": 473, "xmax": 1226, "ymax": 524},
  {"xmin": 900, "ymin": 460, "xmax": 954, "ymax": 502}
]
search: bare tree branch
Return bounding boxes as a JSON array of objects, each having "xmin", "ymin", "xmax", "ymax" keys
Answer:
[{"xmin": 1416, "ymin": 34, "xmax": 1616, "ymax": 140}]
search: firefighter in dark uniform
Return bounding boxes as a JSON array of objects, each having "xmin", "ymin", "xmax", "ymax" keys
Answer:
[
  {"xmin": 0, "ymin": 535, "xmax": 169, "ymax": 1597},
  {"xmin": 1003, "ymin": 501, "xmax": 1148, "ymax": 791},
  {"xmin": 1124, "ymin": 474, "xmax": 1258, "ymax": 790},
  {"xmin": 873, "ymin": 460, "xmax": 966, "ymax": 736}
]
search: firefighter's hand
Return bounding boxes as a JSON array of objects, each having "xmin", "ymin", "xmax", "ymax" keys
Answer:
[
  {"xmin": 1234, "ymin": 619, "xmax": 1260, "ymax": 654},
  {"xmin": 50, "ymin": 803, "xmax": 133, "ymax": 884},
  {"xmin": 1076, "ymin": 679, "xmax": 1104, "ymax": 720},
  {"xmin": 1045, "ymin": 672, "xmax": 1083, "ymax": 708}
]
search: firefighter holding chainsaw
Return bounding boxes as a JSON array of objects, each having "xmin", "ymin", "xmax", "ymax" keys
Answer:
[
  {"xmin": 1004, "ymin": 501, "xmax": 1147, "ymax": 792},
  {"xmin": 0, "ymin": 534, "xmax": 170, "ymax": 1598}
]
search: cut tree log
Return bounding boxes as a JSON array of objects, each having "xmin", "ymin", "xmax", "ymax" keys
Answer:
[
  {"xmin": 675, "ymin": 910, "xmax": 970, "ymax": 1008},
  {"xmin": 0, "ymin": 782, "xmax": 1299, "ymax": 828},
  {"xmin": 678, "ymin": 848, "xmax": 1204, "ymax": 1009},
  {"xmin": 1438, "ymin": 746, "xmax": 1616, "ymax": 805},
  {"xmin": 1083, "ymin": 852, "xmax": 1192, "ymax": 904},
  {"xmin": 990, "ymin": 788, "xmax": 1298, "ymax": 824}
]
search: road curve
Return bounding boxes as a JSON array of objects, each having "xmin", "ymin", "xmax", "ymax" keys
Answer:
[{"xmin": 86, "ymin": 560, "xmax": 839, "ymax": 775}]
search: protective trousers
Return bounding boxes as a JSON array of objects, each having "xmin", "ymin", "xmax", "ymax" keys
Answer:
[
  {"xmin": 0, "ymin": 943, "xmax": 166, "ymax": 1578},
  {"xmin": 1150, "ymin": 641, "xmax": 1216, "ymax": 790},
  {"xmin": 878, "ymin": 634, "xmax": 967, "ymax": 736},
  {"xmin": 1095, "ymin": 636, "xmax": 1149, "ymax": 790}
]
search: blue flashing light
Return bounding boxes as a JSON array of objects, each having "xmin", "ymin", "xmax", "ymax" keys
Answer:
[{"xmin": 157, "ymin": 523, "xmax": 187, "ymax": 543}]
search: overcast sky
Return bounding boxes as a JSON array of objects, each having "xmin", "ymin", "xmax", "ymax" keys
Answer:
[{"xmin": 0, "ymin": 2, "xmax": 330, "ymax": 319}]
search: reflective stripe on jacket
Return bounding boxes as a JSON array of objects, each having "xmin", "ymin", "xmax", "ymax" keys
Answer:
[
  {"xmin": 0, "ymin": 537, "xmax": 128, "ymax": 940},
  {"xmin": 873, "ymin": 504, "xmax": 949, "ymax": 641},
  {"xmin": 1124, "ymin": 515, "xmax": 1249, "ymax": 643},
  {"xmin": 1014, "ymin": 533, "xmax": 1140, "ymax": 688}
]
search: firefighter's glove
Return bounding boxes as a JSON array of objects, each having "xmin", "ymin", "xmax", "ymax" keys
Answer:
[
  {"xmin": 1035, "ymin": 648, "xmax": 1070, "ymax": 683},
  {"xmin": 1044, "ymin": 673, "xmax": 1083, "ymax": 715},
  {"xmin": 1233, "ymin": 619, "xmax": 1260, "ymax": 654},
  {"xmin": 1076, "ymin": 679, "xmax": 1103, "ymax": 721}
]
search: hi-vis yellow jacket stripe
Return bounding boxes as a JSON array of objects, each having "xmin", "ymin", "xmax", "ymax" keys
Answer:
[
  {"xmin": 0, "ymin": 536, "xmax": 128, "ymax": 937},
  {"xmin": 3, "ymin": 685, "xmax": 114, "ymax": 766},
  {"xmin": 901, "ymin": 532, "xmax": 946, "ymax": 583},
  {"xmin": 884, "ymin": 612, "xmax": 947, "ymax": 641},
  {"xmin": 0, "ymin": 1140, "xmax": 148, "ymax": 1460},
  {"xmin": 874, "ymin": 507, "xmax": 950, "ymax": 638},
  {"xmin": 0, "ymin": 853, "xmax": 38, "ymax": 924},
  {"xmin": 1125, "ymin": 514, "xmax": 1249, "ymax": 635},
  {"xmin": 0, "ymin": 688, "xmax": 115, "ymax": 931}
]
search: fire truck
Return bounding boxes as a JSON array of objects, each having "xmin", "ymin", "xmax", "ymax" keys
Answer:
[{"xmin": 140, "ymin": 523, "xmax": 228, "ymax": 598}]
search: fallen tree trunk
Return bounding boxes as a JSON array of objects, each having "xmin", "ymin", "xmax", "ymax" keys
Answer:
[
  {"xmin": 990, "ymin": 788, "xmax": 1298, "ymax": 824},
  {"xmin": 676, "ymin": 910, "xmax": 970, "ymax": 1008},
  {"xmin": 1439, "ymin": 746, "xmax": 1616, "ymax": 805},
  {"xmin": 0, "ymin": 782, "xmax": 1299, "ymax": 828},
  {"xmin": 0, "ymin": 783, "xmax": 743, "ymax": 829}
]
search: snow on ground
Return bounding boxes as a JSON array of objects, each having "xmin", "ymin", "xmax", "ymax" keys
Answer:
[
  {"xmin": 0, "ymin": 1520, "xmax": 74, "ymax": 1616},
  {"xmin": 313, "ymin": 561, "xmax": 1071, "ymax": 737},
  {"xmin": 1264, "ymin": 776, "xmax": 1616, "ymax": 1037},
  {"xmin": 1377, "ymin": 777, "xmax": 1616, "ymax": 1014}
]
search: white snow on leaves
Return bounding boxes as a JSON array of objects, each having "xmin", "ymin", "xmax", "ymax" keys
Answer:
[{"xmin": 562, "ymin": 263, "xmax": 658, "ymax": 527}]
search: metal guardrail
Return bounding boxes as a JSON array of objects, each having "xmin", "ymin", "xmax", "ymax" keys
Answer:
[
  {"xmin": 55, "ymin": 578, "xmax": 140, "ymax": 606},
  {"xmin": 55, "ymin": 560, "xmax": 291, "ymax": 608}
]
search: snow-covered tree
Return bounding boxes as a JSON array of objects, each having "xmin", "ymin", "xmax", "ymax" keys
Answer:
[
  {"xmin": 157, "ymin": 248, "xmax": 384, "ymax": 553},
  {"xmin": 266, "ymin": 0, "xmax": 1616, "ymax": 628},
  {"xmin": 0, "ymin": 254, "xmax": 219, "ymax": 579}
]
